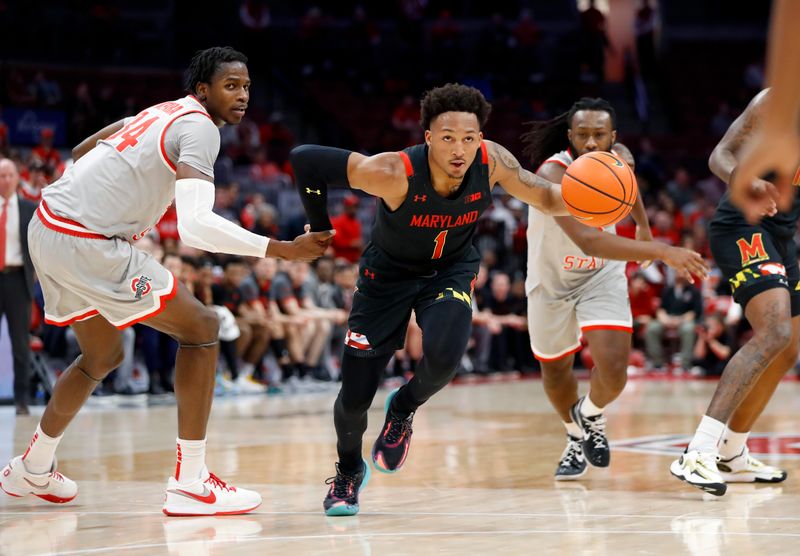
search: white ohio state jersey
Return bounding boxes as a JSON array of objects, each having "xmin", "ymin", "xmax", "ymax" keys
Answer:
[
  {"xmin": 525, "ymin": 149, "xmax": 625, "ymax": 296},
  {"xmin": 41, "ymin": 95, "xmax": 219, "ymax": 241}
]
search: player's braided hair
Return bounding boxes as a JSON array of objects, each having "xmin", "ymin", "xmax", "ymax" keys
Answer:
[
  {"xmin": 185, "ymin": 47, "xmax": 248, "ymax": 95},
  {"xmin": 521, "ymin": 97, "xmax": 617, "ymax": 168},
  {"xmin": 419, "ymin": 83, "xmax": 492, "ymax": 130}
]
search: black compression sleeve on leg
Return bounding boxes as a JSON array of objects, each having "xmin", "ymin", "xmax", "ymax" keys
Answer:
[
  {"xmin": 334, "ymin": 351, "xmax": 393, "ymax": 471},
  {"xmin": 392, "ymin": 301, "xmax": 473, "ymax": 416},
  {"xmin": 290, "ymin": 145, "xmax": 353, "ymax": 231}
]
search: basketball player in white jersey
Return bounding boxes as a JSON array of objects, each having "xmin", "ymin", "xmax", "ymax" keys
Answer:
[
  {"xmin": 0, "ymin": 47, "xmax": 334, "ymax": 515},
  {"xmin": 521, "ymin": 98, "xmax": 707, "ymax": 479}
]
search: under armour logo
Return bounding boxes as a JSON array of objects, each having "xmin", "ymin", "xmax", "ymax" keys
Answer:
[
  {"xmin": 364, "ymin": 268, "xmax": 375, "ymax": 280},
  {"xmin": 413, "ymin": 194, "xmax": 427, "ymax": 202},
  {"xmin": 306, "ymin": 187, "xmax": 321, "ymax": 195}
]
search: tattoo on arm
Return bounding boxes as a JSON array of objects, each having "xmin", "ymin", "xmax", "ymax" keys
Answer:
[
  {"xmin": 493, "ymin": 143, "xmax": 552, "ymax": 190},
  {"xmin": 726, "ymin": 98, "xmax": 763, "ymax": 153},
  {"xmin": 489, "ymin": 154, "xmax": 498, "ymax": 182}
]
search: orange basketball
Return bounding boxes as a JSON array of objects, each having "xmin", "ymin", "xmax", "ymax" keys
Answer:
[{"xmin": 561, "ymin": 151, "xmax": 638, "ymax": 227}]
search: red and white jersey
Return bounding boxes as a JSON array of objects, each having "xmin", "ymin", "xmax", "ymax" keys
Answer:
[
  {"xmin": 41, "ymin": 95, "xmax": 219, "ymax": 242},
  {"xmin": 525, "ymin": 149, "xmax": 625, "ymax": 296}
]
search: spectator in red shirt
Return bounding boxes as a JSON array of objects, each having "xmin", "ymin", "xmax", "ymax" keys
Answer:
[
  {"xmin": 330, "ymin": 194, "xmax": 363, "ymax": 263},
  {"xmin": 31, "ymin": 128, "xmax": 61, "ymax": 170},
  {"xmin": 18, "ymin": 161, "xmax": 48, "ymax": 202}
]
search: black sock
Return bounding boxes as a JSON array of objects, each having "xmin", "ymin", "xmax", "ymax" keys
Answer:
[{"xmin": 271, "ymin": 338, "xmax": 289, "ymax": 359}]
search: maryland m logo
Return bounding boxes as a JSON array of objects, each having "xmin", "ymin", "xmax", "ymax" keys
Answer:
[{"xmin": 736, "ymin": 233, "xmax": 769, "ymax": 266}]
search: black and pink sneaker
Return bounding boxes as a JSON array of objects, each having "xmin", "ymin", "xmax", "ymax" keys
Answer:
[
  {"xmin": 323, "ymin": 460, "xmax": 370, "ymax": 516},
  {"xmin": 371, "ymin": 388, "xmax": 414, "ymax": 473}
]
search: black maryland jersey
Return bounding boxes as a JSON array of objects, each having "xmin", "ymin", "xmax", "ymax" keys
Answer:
[
  {"xmin": 369, "ymin": 142, "xmax": 493, "ymax": 271},
  {"xmin": 711, "ymin": 170, "xmax": 800, "ymax": 238}
]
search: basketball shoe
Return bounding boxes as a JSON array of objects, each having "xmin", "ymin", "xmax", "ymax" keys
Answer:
[
  {"xmin": 323, "ymin": 460, "xmax": 371, "ymax": 516},
  {"xmin": 717, "ymin": 447, "xmax": 787, "ymax": 483},
  {"xmin": 163, "ymin": 468, "xmax": 262, "ymax": 516},
  {"xmin": 555, "ymin": 435, "xmax": 588, "ymax": 481},
  {"xmin": 670, "ymin": 450, "xmax": 727, "ymax": 496},
  {"xmin": 569, "ymin": 397, "xmax": 610, "ymax": 467},
  {"xmin": 0, "ymin": 456, "xmax": 77, "ymax": 503},
  {"xmin": 371, "ymin": 387, "xmax": 414, "ymax": 473}
]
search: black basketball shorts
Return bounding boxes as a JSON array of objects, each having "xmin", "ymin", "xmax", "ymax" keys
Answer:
[
  {"xmin": 344, "ymin": 242, "xmax": 478, "ymax": 358},
  {"xmin": 709, "ymin": 224, "xmax": 800, "ymax": 316}
]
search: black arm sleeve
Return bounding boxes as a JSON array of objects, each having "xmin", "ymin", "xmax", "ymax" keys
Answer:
[{"xmin": 290, "ymin": 145, "xmax": 353, "ymax": 231}]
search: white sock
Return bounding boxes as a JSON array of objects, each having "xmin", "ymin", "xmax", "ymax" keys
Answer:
[
  {"xmin": 564, "ymin": 421, "xmax": 582, "ymax": 438},
  {"xmin": 580, "ymin": 394, "xmax": 604, "ymax": 417},
  {"xmin": 175, "ymin": 438, "xmax": 206, "ymax": 483},
  {"xmin": 718, "ymin": 428, "xmax": 749, "ymax": 460},
  {"xmin": 687, "ymin": 415, "xmax": 726, "ymax": 453},
  {"xmin": 22, "ymin": 424, "xmax": 62, "ymax": 474},
  {"xmin": 239, "ymin": 362, "xmax": 255, "ymax": 378}
]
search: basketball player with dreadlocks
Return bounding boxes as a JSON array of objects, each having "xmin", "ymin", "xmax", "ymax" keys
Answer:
[
  {"xmin": 290, "ymin": 83, "xmax": 569, "ymax": 516},
  {"xmin": 521, "ymin": 98, "xmax": 707, "ymax": 480},
  {"xmin": 0, "ymin": 47, "xmax": 333, "ymax": 515}
]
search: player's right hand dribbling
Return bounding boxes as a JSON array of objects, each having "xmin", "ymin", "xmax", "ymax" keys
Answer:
[{"xmin": 662, "ymin": 247, "xmax": 708, "ymax": 283}]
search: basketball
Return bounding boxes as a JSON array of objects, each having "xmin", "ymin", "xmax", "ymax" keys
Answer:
[{"xmin": 561, "ymin": 151, "xmax": 638, "ymax": 227}]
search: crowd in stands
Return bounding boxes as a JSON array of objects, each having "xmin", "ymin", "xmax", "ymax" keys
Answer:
[{"xmin": 0, "ymin": 1, "xmax": 791, "ymax": 407}]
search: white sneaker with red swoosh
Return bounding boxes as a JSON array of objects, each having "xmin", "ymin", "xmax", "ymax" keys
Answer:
[
  {"xmin": 0, "ymin": 456, "xmax": 78, "ymax": 503},
  {"xmin": 163, "ymin": 468, "xmax": 262, "ymax": 516}
]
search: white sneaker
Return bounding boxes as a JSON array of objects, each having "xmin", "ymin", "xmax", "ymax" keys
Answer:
[
  {"xmin": 670, "ymin": 450, "xmax": 727, "ymax": 496},
  {"xmin": 163, "ymin": 468, "xmax": 262, "ymax": 516},
  {"xmin": 718, "ymin": 448, "xmax": 787, "ymax": 483},
  {"xmin": 0, "ymin": 456, "xmax": 78, "ymax": 503},
  {"xmin": 235, "ymin": 375, "xmax": 267, "ymax": 394}
]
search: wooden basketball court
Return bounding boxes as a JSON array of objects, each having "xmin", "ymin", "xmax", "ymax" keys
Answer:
[{"xmin": 2, "ymin": 377, "xmax": 799, "ymax": 555}]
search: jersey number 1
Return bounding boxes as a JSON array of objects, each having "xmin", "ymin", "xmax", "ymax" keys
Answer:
[
  {"xmin": 432, "ymin": 230, "xmax": 448, "ymax": 259},
  {"xmin": 106, "ymin": 111, "xmax": 158, "ymax": 152}
]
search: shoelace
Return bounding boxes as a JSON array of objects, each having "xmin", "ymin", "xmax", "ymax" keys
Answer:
[
  {"xmin": 325, "ymin": 464, "xmax": 359, "ymax": 499},
  {"xmin": 584, "ymin": 415, "xmax": 608, "ymax": 450},
  {"xmin": 384, "ymin": 412, "xmax": 414, "ymax": 444},
  {"xmin": 560, "ymin": 438, "xmax": 583, "ymax": 466},
  {"xmin": 207, "ymin": 472, "xmax": 236, "ymax": 492}
]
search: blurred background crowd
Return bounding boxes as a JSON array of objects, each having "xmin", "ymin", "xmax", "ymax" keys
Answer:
[{"xmin": 0, "ymin": 0, "xmax": 782, "ymax": 407}]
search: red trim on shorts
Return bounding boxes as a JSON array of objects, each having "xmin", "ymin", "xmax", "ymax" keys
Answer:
[
  {"xmin": 37, "ymin": 201, "xmax": 108, "ymax": 239},
  {"xmin": 398, "ymin": 151, "xmax": 414, "ymax": 177},
  {"xmin": 533, "ymin": 344, "xmax": 582, "ymax": 362},
  {"xmin": 114, "ymin": 274, "xmax": 179, "ymax": 330},
  {"xmin": 480, "ymin": 141, "xmax": 488, "ymax": 164},
  {"xmin": 581, "ymin": 325, "xmax": 633, "ymax": 333},
  {"xmin": 159, "ymin": 110, "xmax": 213, "ymax": 172},
  {"xmin": 44, "ymin": 309, "xmax": 100, "ymax": 327},
  {"xmin": 345, "ymin": 338, "xmax": 371, "ymax": 350}
]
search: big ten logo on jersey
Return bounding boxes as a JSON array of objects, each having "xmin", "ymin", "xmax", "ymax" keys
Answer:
[
  {"xmin": 562, "ymin": 255, "xmax": 605, "ymax": 271},
  {"xmin": 736, "ymin": 233, "xmax": 769, "ymax": 267},
  {"xmin": 464, "ymin": 192, "xmax": 482, "ymax": 204}
]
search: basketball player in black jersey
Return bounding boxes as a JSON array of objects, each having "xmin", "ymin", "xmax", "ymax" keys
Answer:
[
  {"xmin": 290, "ymin": 83, "xmax": 568, "ymax": 516},
  {"xmin": 671, "ymin": 89, "xmax": 791, "ymax": 495}
]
